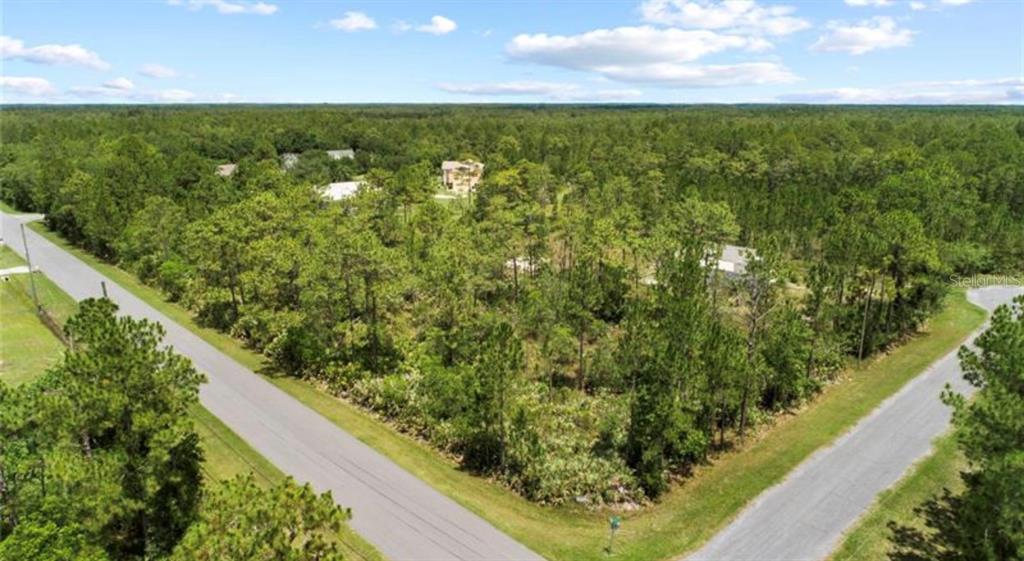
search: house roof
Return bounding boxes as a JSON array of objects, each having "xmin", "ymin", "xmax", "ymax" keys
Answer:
[
  {"xmin": 322, "ymin": 181, "xmax": 362, "ymax": 201},
  {"xmin": 327, "ymin": 149, "xmax": 355, "ymax": 160},
  {"xmin": 215, "ymin": 163, "xmax": 237, "ymax": 177},
  {"xmin": 718, "ymin": 244, "xmax": 753, "ymax": 274},
  {"xmin": 442, "ymin": 160, "xmax": 484, "ymax": 171}
]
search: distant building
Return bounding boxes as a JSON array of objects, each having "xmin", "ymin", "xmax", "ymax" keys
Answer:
[
  {"xmin": 441, "ymin": 160, "xmax": 484, "ymax": 194},
  {"xmin": 322, "ymin": 181, "xmax": 362, "ymax": 201},
  {"xmin": 640, "ymin": 244, "xmax": 754, "ymax": 286},
  {"xmin": 717, "ymin": 244, "xmax": 752, "ymax": 277},
  {"xmin": 281, "ymin": 153, "xmax": 300, "ymax": 170},
  {"xmin": 215, "ymin": 163, "xmax": 237, "ymax": 177},
  {"xmin": 327, "ymin": 149, "xmax": 355, "ymax": 160}
]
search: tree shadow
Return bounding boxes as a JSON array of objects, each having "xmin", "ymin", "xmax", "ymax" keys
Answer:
[{"xmin": 886, "ymin": 488, "xmax": 962, "ymax": 561}]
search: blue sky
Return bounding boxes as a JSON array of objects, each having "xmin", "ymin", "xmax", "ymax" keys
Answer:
[{"xmin": 1, "ymin": 0, "xmax": 1021, "ymax": 104}]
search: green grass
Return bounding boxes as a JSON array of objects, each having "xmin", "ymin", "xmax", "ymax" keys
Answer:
[
  {"xmin": 0, "ymin": 246, "xmax": 74, "ymax": 386},
  {"xmin": 0, "ymin": 201, "xmax": 22, "ymax": 214},
  {"xmin": 27, "ymin": 221, "xmax": 987, "ymax": 561},
  {"xmin": 0, "ymin": 246, "xmax": 25, "ymax": 268},
  {"xmin": 830, "ymin": 433, "xmax": 965, "ymax": 561}
]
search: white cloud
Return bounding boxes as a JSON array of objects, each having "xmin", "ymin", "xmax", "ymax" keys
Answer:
[
  {"xmin": 778, "ymin": 77, "xmax": 1024, "ymax": 104},
  {"xmin": 330, "ymin": 11, "xmax": 376, "ymax": 32},
  {"xmin": 392, "ymin": 20, "xmax": 413, "ymax": 32},
  {"xmin": 909, "ymin": 1, "xmax": 927, "ymax": 9},
  {"xmin": 0, "ymin": 35, "xmax": 110, "ymax": 70},
  {"xmin": 506, "ymin": 26, "xmax": 796, "ymax": 87},
  {"xmin": 70, "ymin": 83, "xmax": 198, "ymax": 102},
  {"xmin": 844, "ymin": 0, "xmax": 893, "ymax": 6},
  {"xmin": 168, "ymin": 0, "xmax": 277, "ymax": 16},
  {"xmin": 437, "ymin": 81, "xmax": 643, "ymax": 101},
  {"xmin": 811, "ymin": 17, "xmax": 914, "ymax": 55},
  {"xmin": 417, "ymin": 15, "xmax": 457, "ymax": 35},
  {"xmin": 0, "ymin": 76, "xmax": 57, "ymax": 97},
  {"xmin": 139, "ymin": 63, "xmax": 179, "ymax": 78},
  {"xmin": 564, "ymin": 89, "xmax": 645, "ymax": 101},
  {"xmin": 939, "ymin": 0, "xmax": 973, "ymax": 5},
  {"xmin": 438, "ymin": 81, "xmax": 580, "ymax": 96},
  {"xmin": 103, "ymin": 77, "xmax": 135, "ymax": 90},
  {"xmin": 509, "ymin": 27, "xmax": 759, "ymax": 66},
  {"xmin": 594, "ymin": 61, "xmax": 797, "ymax": 87},
  {"xmin": 639, "ymin": 0, "xmax": 810, "ymax": 36}
]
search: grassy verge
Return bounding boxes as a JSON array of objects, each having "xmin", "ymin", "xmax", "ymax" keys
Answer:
[
  {"xmin": 28, "ymin": 221, "xmax": 987, "ymax": 561},
  {"xmin": 0, "ymin": 201, "xmax": 22, "ymax": 214},
  {"xmin": 830, "ymin": 433, "xmax": 964, "ymax": 561},
  {"xmin": 190, "ymin": 404, "xmax": 386, "ymax": 561},
  {"xmin": 0, "ymin": 246, "xmax": 74, "ymax": 385}
]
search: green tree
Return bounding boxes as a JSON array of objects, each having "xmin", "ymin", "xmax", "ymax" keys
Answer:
[
  {"xmin": 170, "ymin": 475, "xmax": 349, "ymax": 561},
  {"xmin": 0, "ymin": 298, "xmax": 205, "ymax": 559},
  {"xmin": 889, "ymin": 296, "xmax": 1024, "ymax": 560}
]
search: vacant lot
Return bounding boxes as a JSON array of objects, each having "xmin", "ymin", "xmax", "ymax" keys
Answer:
[{"xmin": 29, "ymin": 221, "xmax": 988, "ymax": 561}]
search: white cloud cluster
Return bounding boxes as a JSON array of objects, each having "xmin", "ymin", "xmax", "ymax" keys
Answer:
[
  {"xmin": 639, "ymin": 0, "xmax": 810, "ymax": 36},
  {"xmin": 168, "ymin": 0, "xmax": 277, "ymax": 16},
  {"xmin": 330, "ymin": 11, "xmax": 376, "ymax": 32},
  {"xmin": 506, "ymin": 26, "xmax": 796, "ymax": 87},
  {"xmin": 811, "ymin": 16, "xmax": 914, "ymax": 55},
  {"xmin": 70, "ymin": 79, "xmax": 198, "ymax": 102},
  {"xmin": 139, "ymin": 63, "xmax": 179, "ymax": 78},
  {"xmin": 103, "ymin": 77, "xmax": 135, "ymax": 90},
  {"xmin": 778, "ymin": 77, "xmax": 1023, "ymax": 104},
  {"xmin": 437, "ymin": 81, "xmax": 643, "ymax": 101},
  {"xmin": 1, "ymin": 76, "xmax": 58, "ymax": 97},
  {"xmin": 417, "ymin": 15, "xmax": 457, "ymax": 35},
  {"xmin": 904, "ymin": 0, "xmax": 975, "ymax": 11},
  {"xmin": 1, "ymin": 35, "xmax": 110, "ymax": 70},
  {"xmin": 844, "ymin": 0, "xmax": 893, "ymax": 6},
  {"xmin": 334, "ymin": 13, "xmax": 457, "ymax": 35}
]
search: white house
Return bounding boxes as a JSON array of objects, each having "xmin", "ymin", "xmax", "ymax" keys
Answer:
[
  {"xmin": 321, "ymin": 181, "xmax": 363, "ymax": 201},
  {"xmin": 716, "ymin": 244, "xmax": 752, "ymax": 277},
  {"xmin": 215, "ymin": 163, "xmax": 237, "ymax": 177},
  {"xmin": 327, "ymin": 149, "xmax": 355, "ymax": 160},
  {"xmin": 281, "ymin": 153, "xmax": 300, "ymax": 170},
  {"xmin": 441, "ymin": 160, "xmax": 484, "ymax": 194}
]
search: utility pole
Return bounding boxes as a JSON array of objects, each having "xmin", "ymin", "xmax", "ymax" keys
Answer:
[{"xmin": 19, "ymin": 223, "xmax": 41, "ymax": 311}]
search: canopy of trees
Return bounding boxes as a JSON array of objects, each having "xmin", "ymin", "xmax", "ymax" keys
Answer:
[
  {"xmin": 0, "ymin": 299, "xmax": 349, "ymax": 561},
  {"xmin": 2, "ymin": 105, "xmax": 1021, "ymax": 504}
]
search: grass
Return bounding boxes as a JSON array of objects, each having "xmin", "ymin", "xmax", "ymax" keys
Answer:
[
  {"xmin": 829, "ymin": 433, "xmax": 965, "ymax": 561},
  {"xmin": 0, "ymin": 246, "xmax": 74, "ymax": 386},
  {"xmin": 0, "ymin": 201, "xmax": 22, "ymax": 214},
  {"xmin": 28, "ymin": 221, "xmax": 987, "ymax": 561}
]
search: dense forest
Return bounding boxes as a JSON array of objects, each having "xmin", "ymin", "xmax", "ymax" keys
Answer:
[{"xmin": 2, "ymin": 105, "xmax": 1022, "ymax": 504}]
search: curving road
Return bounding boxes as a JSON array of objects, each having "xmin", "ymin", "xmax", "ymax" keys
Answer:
[
  {"xmin": 687, "ymin": 284, "xmax": 1023, "ymax": 561},
  {"xmin": 2, "ymin": 210, "xmax": 542, "ymax": 561}
]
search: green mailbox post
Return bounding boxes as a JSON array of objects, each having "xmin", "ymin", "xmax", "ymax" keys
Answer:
[{"xmin": 607, "ymin": 515, "xmax": 621, "ymax": 555}]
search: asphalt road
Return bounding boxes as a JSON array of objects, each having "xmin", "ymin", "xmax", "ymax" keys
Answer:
[
  {"xmin": 2, "ymin": 210, "xmax": 543, "ymax": 561},
  {"xmin": 687, "ymin": 284, "xmax": 1023, "ymax": 561}
]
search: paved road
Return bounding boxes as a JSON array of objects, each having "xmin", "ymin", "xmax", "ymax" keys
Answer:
[
  {"xmin": 687, "ymin": 284, "xmax": 1023, "ymax": 561},
  {"xmin": 1, "ymin": 210, "xmax": 542, "ymax": 561}
]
